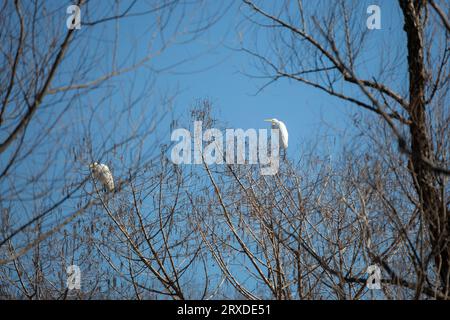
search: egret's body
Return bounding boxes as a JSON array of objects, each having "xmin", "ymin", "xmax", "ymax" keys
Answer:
[
  {"xmin": 264, "ymin": 118, "xmax": 288, "ymax": 159},
  {"xmin": 90, "ymin": 162, "xmax": 115, "ymax": 192}
]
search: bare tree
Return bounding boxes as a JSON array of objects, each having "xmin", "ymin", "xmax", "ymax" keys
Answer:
[
  {"xmin": 236, "ymin": 0, "xmax": 449, "ymax": 297},
  {"xmin": 0, "ymin": 0, "xmax": 222, "ymax": 299}
]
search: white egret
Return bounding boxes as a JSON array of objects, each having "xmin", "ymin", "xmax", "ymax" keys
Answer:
[
  {"xmin": 264, "ymin": 118, "xmax": 288, "ymax": 159},
  {"xmin": 89, "ymin": 162, "xmax": 115, "ymax": 192}
]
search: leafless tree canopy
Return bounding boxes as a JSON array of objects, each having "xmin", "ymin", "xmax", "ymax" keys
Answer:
[{"xmin": 0, "ymin": 0, "xmax": 449, "ymax": 300}]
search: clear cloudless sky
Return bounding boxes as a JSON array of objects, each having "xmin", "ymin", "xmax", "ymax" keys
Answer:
[
  {"xmin": 103, "ymin": 1, "xmax": 363, "ymax": 158},
  {"xmin": 140, "ymin": 0, "xmax": 404, "ymax": 159}
]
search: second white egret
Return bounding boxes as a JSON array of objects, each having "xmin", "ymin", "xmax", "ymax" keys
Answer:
[
  {"xmin": 89, "ymin": 162, "xmax": 115, "ymax": 193},
  {"xmin": 264, "ymin": 118, "xmax": 288, "ymax": 160}
]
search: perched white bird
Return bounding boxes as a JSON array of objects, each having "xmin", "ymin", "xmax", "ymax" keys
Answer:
[
  {"xmin": 89, "ymin": 162, "xmax": 115, "ymax": 192},
  {"xmin": 264, "ymin": 118, "xmax": 288, "ymax": 159}
]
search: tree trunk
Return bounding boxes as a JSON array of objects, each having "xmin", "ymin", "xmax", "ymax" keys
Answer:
[{"xmin": 399, "ymin": 0, "xmax": 449, "ymax": 290}]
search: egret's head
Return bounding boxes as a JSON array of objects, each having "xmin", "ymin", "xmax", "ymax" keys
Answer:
[
  {"xmin": 264, "ymin": 118, "xmax": 279, "ymax": 125},
  {"xmin": 89, "ymin": 162, "xmax": 98, "ymax": 169}
]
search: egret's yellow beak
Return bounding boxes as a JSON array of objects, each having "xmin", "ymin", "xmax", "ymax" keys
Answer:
[{"xmin": 264, "ymin": 119, "xmax": 272, "ymax": 122}]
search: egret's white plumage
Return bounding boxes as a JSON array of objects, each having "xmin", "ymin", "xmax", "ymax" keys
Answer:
[
  {"xmin": 264, "ymin": 118, "xmax": 289, "ymax": 154},
  {"xmin": 89, "ymin": 162, "xmax": 115, "ymax": 192}
]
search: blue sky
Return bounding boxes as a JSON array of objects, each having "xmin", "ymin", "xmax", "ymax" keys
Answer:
[
  {"xmin": 131, "ymin": 0, "xmax": 405, "ymax": 160},
  {"xmin": 153, "ymin": 6, "xmax": 348, "ymax": 155},
  {"xmin": 81, "ymin": 1, "xmax": 351, "ymax": 155}
]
